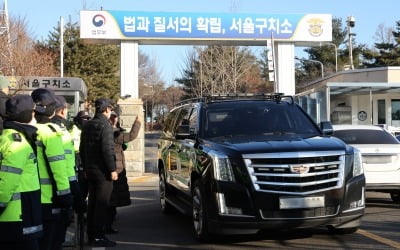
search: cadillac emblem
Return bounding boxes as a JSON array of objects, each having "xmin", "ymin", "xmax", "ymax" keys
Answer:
[{"xmin": 290, "ymin": 164, "xmax": 310, "ymax": 174}]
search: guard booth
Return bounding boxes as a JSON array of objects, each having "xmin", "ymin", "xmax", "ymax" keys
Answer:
[
  {"xmin": 10, "ymin": 76, "xmax": 88, "ymax": 118},
  {"xmin": 296, "ymin": 67, "xmax": 400, "ymax": 134}
]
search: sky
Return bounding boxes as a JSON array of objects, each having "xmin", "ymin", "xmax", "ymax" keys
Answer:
[{"xmin": 7, "ymin": 0, "xmax": 400, "ymax": 86}]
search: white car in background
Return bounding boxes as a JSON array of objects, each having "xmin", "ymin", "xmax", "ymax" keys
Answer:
[{"xmin": 333, "ymin": 125, "xmax": 400, "ymax": 203}]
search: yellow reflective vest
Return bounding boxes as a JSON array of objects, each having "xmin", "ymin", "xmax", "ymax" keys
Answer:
[
  {"xmin": 0, "ymin": 128, "xmax": 43, "ymax": 239},
  {"xmin": 35, "ymin": 123, "xmax": 70, "ymax": 205}
]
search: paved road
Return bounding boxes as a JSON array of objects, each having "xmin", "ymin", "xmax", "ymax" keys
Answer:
[
  {"xmin": 85, "ymin": 178, "xmax": 400, "ymax": 250},
  {"xmin": 65, "ymin": 132, "xmax": 400, "ymax": 249}
]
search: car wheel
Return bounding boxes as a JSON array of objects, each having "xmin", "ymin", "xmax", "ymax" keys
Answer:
[
  {"xmin": 159, "ymin": 168, "xmax": 172, "ymax": 213},
  {"xmin": 192, "ymin": 181, "xmax": 211, "ymax": 241},
  {"xmin": 390, "ymin": 192, "xmax": 400, "ymax": 203}
]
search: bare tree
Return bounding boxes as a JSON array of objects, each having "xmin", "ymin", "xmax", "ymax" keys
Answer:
[
  {"xmin": 177, "ymin": 45, "xmax": 264, "ymax": 97},
  {"xmin": 0, "ymin": 16, "xmax": 57, "ymax": 78},
  {"xmin": 373, "ymin": 23, "xmax": 395, "ymax": 44}
]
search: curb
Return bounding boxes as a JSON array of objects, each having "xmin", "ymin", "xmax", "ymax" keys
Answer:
[{"xmin": 128, "ymin": 174, "xmax": 158, "ymax": 184}]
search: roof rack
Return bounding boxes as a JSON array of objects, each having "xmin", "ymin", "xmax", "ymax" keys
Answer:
[{"xmin": 174, "ymin": 93, "xmax": 294, "ymax": 107}]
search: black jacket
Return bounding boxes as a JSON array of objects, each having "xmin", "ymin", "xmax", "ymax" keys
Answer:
[
  {"xmin": 0, "ymin": 91, "xmax": 9, "ymax": 132},
  {"xmin": 80, "ymin": 113, "xmax": 116, "ymax": 181}
]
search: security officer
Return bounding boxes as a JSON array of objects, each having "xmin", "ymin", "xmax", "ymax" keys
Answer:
[
  {"xmin": 50, "ymin": 95, "xmax": 87, "ymax": 245},
  {"xmin": 31, "ymin": 88, "xmax": 72, "ymax": 250},
  {"xmin": 0, "ymin": 95, "xmax": 43, "ymax": 250}
]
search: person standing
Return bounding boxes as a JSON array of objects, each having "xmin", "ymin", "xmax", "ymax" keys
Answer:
[
  {"xmin": 80, "ymin": 98, "xmax": 118, "ymax": 247},
  {"xmin": 51, "ymin": 95, "xmax": 87, "ymax": 245},
  {"xmin": 106, "ymin": 111, "xmax": 141, "ymax": 233},
  {"xmin": 0, "ymin": 95, "xmax": 43, "ymax": 250},
  {"xmin": 0, "ymin": 75, "xmax": 11, "ymax": 133},
  {"xmin": 70, "ymin": 110, "xmax": 91, "ymax": 200},
  {"xmin": 31, "ymin": 88, "xmax": 72, "ymax": 250}
]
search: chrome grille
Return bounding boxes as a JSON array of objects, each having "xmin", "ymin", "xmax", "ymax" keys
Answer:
[{"xmin": 243, "ymin": 151, "xmax": 345, "ymax": 195}]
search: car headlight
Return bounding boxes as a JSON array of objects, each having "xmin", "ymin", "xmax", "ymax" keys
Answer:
[
  {"xmin": 210, "ymin": 151, "xmax": 235, "ymax": 182},
  {"xmin": 353, "ymin": 148, "xmax": 364, "ymax": 177}
]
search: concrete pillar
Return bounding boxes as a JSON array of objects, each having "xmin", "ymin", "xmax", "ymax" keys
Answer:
[
  {"xmin": 117, "ymin": 98, "xmax": 145, "ymax": 177},
  {"xmin": 119, "ymin": 41, "xmax": 144, "ymax": 177},
  {"xmin": 120, "ymin": 41, "xmax": 139, "ymax": 98},
  {"xmin": 275, "ymin": 43, "xmax": 295, "ymax": 95}
]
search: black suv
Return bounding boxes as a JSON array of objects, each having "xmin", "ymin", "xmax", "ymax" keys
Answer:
[{"xmin": 158, "ymin": 94, "xmax": 365, "ymax": 240}]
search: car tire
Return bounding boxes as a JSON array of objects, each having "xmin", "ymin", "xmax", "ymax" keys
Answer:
[
  {"xmin": 390, "ymin": 192, "xmax": 400, "ymax": 203},
  {"xmin": 192, "ymin": 180, "xmax": 211, "ymax": 241},
  {"xmin": 159, "ymin": 168, "xmax": 173, "ymax": 213}
]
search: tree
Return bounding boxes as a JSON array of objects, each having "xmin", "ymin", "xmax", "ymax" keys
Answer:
[
  {"xmin": 176, "ymin": 45, "xmax": 266, "ymax": 98},
  {"xmin": 361, "ymin": 21, "xmax": 400, "ymax": 67},
  {"xmin": 296, "ymin": 17, "xmax": 367, "ymax": 88},
  {"xmin": 0, "ymin": 16, "xmax": 57, "ymax": 78},
  {"xmin": 36, "ymin": 21, "xmax": 120, "ymax": 102},
  {"xmin": 257, "ymin": 48, "xmax": 274, "ymax": 93}
]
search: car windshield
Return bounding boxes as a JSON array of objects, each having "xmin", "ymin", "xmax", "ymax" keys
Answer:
[
  {"xmin": 333, "ymin": 129, "xmax": 400, "ymax": 144},
  {"xmin": 201, "ymin": 100, "xmax": 320, "ymax": 139}
]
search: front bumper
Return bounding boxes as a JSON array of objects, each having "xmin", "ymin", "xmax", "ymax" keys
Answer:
[{"xmin": 206, "ymin": 174, "xmax": 365, "ymax": 234}]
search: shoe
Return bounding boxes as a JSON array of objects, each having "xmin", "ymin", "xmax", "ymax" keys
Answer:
[
  {"xmin": 105, "ymin": 227, "xmax": 119, "ymax": 234},
  {"xmin": 91, "ymin": 236, "xmax": 117, "ymax": 247}
]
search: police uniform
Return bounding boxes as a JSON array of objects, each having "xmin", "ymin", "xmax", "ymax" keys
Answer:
[
  {"xmin": 32, "ymin": 88, "xmax": 72, "ymax": 250},
  {"xmin": 0, "ymin": 94, "xmax": 43, "ymax": 250},
  {"xmin": 51, "ymin": 96, "xmax": 87, "ymax": 246}
]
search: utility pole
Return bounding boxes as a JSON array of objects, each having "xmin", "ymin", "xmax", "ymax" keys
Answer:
[{"xmin": 347, "ymin": 16, "xmax": 356, "ymax": 70}]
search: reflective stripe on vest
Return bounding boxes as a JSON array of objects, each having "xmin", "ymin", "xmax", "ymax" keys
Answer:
[
  {"xmin": 47, "ymin": 154, "xmax": 66, "ymax": 162},
  {"xmin": 56, "ymin": 189, "xmax": 71, "ymax": 196},
  {"xmin": 11, "ymin": 192, "xmax": 21, "ymax": 201},
  {"xmin": 0, "ymin": 192, "xmax": 21, "ymax": 207},
  {"xmin": 64, "ymin": 149, "xmax": 73, "ymax": 155},
  {"xmin": 0, "ymin": 165, "xmax": 23, "ymax": 175},
  {"xmin": 40, "ymin": 178, "xmax": 52, "ymax": 185},
  {"xmin": 36, "ymin": 141, "xmax": 44, "ymax": 147},
  {"xmin": 69, "ymin": 176, "xmax": 77, "ymax": 181},
  {"xmin": 23, "ymin": 224, "xmax": 43, "ymax": 235},
  {"xmin": 28, "ymin": 152, "xmax": 36, "ymax": 160}
]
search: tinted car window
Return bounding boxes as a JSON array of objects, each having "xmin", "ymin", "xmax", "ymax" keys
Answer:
[
  {"xmin": 333, "ymin": 129, "xmax": 400, "ymax": 144},
  {"xmin": 201, "ymin": 100, "xmax": 319, "ymax": 138}
]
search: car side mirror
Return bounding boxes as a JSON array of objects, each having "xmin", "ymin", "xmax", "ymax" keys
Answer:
[
  {"xmin": 320, "ymin": 121, "xmax": 333, "ymax": 136},
  {"xmin": 175, "ymin": 125, "xmax": 195, "ymax": 139}
]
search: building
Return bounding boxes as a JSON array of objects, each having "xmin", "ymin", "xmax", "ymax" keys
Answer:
[
  {"xmin": 296, "ymin": 67, "xmax": 400, "ymax": 133},
  {"xmin": 10, "ymin": 76, "xmax": 88, "ymax": 117}
]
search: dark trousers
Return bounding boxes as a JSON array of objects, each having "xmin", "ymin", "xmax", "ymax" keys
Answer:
[
  {"xmin": 3, "ymin": 239, "xmax": 39, "ymax": 250},
  {"xmin": 39, "ymin": 214, "xmax": 60, "ymax": 250},
  {"xmin": 52, "ymin": 208, "xmax": 73, "ymax": 248},
  {"xmin": 87, "ymin": 178, "xmax": 113, "ymax": 239},
  {"xmin": 106, "ymin": 206, "xmax": 117, "ymax": 229}
]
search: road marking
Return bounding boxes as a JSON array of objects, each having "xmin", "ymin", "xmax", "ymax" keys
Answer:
[{"xmin": 357, "ymin": 229, "xmax": 400, "ymax": 249}]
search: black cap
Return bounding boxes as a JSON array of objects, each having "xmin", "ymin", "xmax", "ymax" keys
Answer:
[
  {"xmin": 6, "ymin": 94, "xmax": 45, "ymax": 123},
  {"xmin": 77, "ymin": 110, "xmax": 91, "ymax": 119},
  {"xmin": 31, "ymin": 88, "xmax": 57, "ymax": 116},
  {"xmin": 31, "ymin": 88, "xmax": 56, "ymax": 106},
  {"xmin": 95, "ymin": 98, "xmax": 113, "ymax": 113},
  {"xmin": 55, "ymin": 95, "xmax": 67, "ymax": 109}
]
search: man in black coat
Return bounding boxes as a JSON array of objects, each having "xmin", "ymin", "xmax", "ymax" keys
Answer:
[{"xmin": 80, "ymin": 98, "xmax": 118, "ymax": 247}]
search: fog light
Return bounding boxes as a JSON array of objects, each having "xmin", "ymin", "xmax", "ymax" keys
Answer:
[
  {"xmin": 216, "ymin": 193, "xmax": 243, "ymax": 216},
  {"xmin": 347, "ymin": 187, "xmax": 365, "ymax": 210}
]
